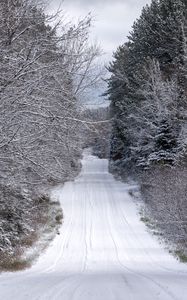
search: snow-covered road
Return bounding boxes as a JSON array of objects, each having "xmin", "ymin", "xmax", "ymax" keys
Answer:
[{"xmin": 0, "ymin": 151, "xmax": 187, "ymax": 300}]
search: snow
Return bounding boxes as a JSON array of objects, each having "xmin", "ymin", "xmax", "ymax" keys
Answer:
[{"xmin": 0, "ymin": 150, "xmax": 187, "ymax": 300}]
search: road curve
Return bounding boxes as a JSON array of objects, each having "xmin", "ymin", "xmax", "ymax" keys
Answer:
[{"xmin": 0, "ymin": 150, "xmax": 187, "ymax": 300}]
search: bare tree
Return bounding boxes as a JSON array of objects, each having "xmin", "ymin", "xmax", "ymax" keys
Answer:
[{"xmin": 0, "ymin": 0, "xmax": 103, "ymax": 259}]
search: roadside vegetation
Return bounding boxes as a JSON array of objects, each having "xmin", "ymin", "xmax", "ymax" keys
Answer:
[
  {"xmin": 0, "ymin": 189, "xmax": 63, "ymax": 271},
  {"xmin": 106, "ymin": 0, "xmax": 187, "ymax": 260},
  {"xmin": 0, "ymin": 0, "xmax": 102, "ymax": 271}
]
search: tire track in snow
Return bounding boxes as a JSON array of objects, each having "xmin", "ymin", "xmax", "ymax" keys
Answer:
[
  {"xmin": 0, "ymin": 152, "xmax": 187, "ymax": 300},
  {"xmin": 43, "ymin": 185, "xmax": 76, "ymax": 274},
  {"xmin": 112, "ymin": 182, "xmax": 187, "ymax": 276},
  {"xmin": 106, "ymin": 182, "xmax": 181, "ymax": 300}
]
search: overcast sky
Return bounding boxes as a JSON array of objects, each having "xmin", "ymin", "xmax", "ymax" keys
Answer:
[
  {"xmin": 46, "ymin": 0, "xmax": 151, "ymax": 106},
  {"xmin": 47, "ymin": 0, "xmax": 151, "ymax": 62}
]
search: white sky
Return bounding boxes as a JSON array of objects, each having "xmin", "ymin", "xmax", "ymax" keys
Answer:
[
  {"xmin": 45, "ymin": 0, "xmax": 151, "ymax": 106},
  {"xmin": 46, "ymin": 0, "xmax": 151, "ymax": 62}
]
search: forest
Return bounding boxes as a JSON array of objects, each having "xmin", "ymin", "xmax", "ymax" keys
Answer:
[
  {"xmin": 0, "ymin": 0, "xmax": 187, "ymax": 298},
  {"xmin": 107, "ymin": 0, "xmax": 187, "ymax": 259},
  {"xmin": 0, "ymin": 0, "xmax": 103, "ymax": 269},
  {"xmin": 0, "ymin": 0, "xmax": 187, "ymax": 273}
]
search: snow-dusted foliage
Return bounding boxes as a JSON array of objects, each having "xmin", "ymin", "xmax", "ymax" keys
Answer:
[
  {"xmin": 107, "ymin": 0, "xmax": 187, "ymax": 172},
  {"xmin": 82, "ymin": 107, "xmax": 111, "ymax": 159},
  {"xmin": 0, "ymin": 0, "xmax": 101, "ymax": 261},
  {"xmin": 106, "ymin": 0, "xmax": 187, "ymax": 256},
  {"xmin": 140, "ymin": 166, "xmax": 187, "ymax": 257}
]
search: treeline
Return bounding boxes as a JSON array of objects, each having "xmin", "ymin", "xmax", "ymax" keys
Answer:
[
  {"xmin": 83, "ymin": 107, "xmax": 111, "ymax": 158},
  {"xmin": 0, "ymin": 0, "xmax": 100, "ymax": 265},
  {"xmin": 106, "ymin": 0, "xmax": 187, "ymax": 259},
  {"xmin": 107, "ymin": 0, "xmax": 187, "ymax": 173}
]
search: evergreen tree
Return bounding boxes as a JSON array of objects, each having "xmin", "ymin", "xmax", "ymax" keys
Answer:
[{"xmin": 107, "ymin": 0, "xmax": 187, "ymax": 172}]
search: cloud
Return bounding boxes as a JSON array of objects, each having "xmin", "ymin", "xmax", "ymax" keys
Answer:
[
  {"xmin": 44, "ymin": 0, "xmax": 151, "ymax": 103},
  {"xmin": 49, "ymin": 0, "xmax": 149, "ymax": 8},
  {"xmin": 46, "ymin": 0, "xmax": 151, "ymax": 60}
]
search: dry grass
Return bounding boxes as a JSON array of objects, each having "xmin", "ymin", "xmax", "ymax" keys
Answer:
[
  {"xmin": 0, "ymin": 257, "xmax": 31, "ymax": 272},
  {"xmin": 0, "ymin": 194, "xmax": 63, "ymax": 272},
  {"xmin": 139, "ymin": 165, "xmax": 187, "ymax": 263},
  {"xmin": 174, "ymin": 250, "xmax": 187, "ymax": 263}
]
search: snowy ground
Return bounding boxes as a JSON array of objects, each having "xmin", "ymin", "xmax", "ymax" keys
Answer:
[{"xmin": 0, "ymin": 150, "xmax": 187, "ymax": 300}]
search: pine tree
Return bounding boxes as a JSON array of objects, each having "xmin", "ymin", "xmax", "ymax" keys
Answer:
[{"xmin": 107, "ymin": 0, "xmax": 187, "ymax": 172}]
